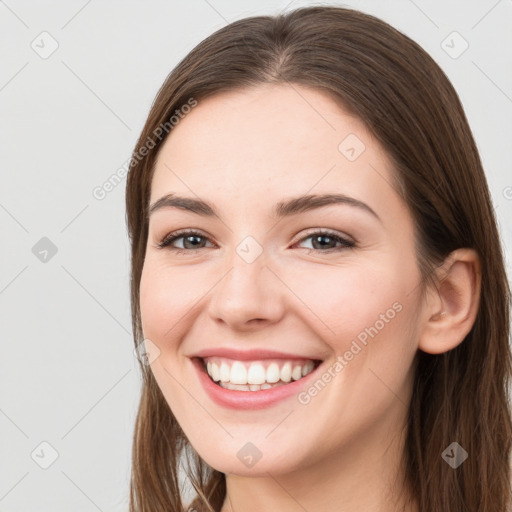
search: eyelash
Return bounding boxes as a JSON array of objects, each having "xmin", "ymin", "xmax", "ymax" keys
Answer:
[{"xmin": 156, "ymin": 228, "xmax": 356, "ymax": 255}]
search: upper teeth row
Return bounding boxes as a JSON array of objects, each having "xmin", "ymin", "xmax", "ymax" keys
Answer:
[{"xmin": 205, "ymin": 358, "xmax": 315, "ymax": 385}]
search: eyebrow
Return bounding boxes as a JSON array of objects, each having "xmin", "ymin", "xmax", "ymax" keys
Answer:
[{"xmin": 147, "ymin": 193, "xmax": 381, "ymax": 223}]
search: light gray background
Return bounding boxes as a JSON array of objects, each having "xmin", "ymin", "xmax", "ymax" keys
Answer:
[{"xmin": 1, "ymin": 1, "xmax": 511, "ymax": 511}]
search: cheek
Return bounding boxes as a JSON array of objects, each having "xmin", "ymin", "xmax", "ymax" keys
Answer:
[
  {"xmin": 285, "ymin": 258, "xmax": 407, "ymax": 342},
  {"xmin": 287, "ymin": 256, "xmax": 419, "ymax": 390},
  {"xmin": 139, "ymin": 262, "xmax": 200, "ymax": 411},
  {"xmin": 139, "ymin": 259, "xmax": 205, "ymax": 342}
]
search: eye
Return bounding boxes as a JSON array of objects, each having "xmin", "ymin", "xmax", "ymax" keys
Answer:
[
  {"xmin": 294, "ymin": 229, "xmax": 355, "ymax": 253},
  {"xmin": 156, "ymin": 228, "xmax": 355, "ymax": 254},
  {"xmin": 156, "ymin": 229, "xmax": 214, "ymax": 254}
]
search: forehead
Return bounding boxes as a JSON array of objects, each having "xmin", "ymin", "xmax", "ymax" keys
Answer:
[{"xmin": 150, "ymin": 84, "xmax": 399, "ymax": 213}]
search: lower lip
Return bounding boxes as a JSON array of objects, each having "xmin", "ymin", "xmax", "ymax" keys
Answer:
[{"xmin": 192, "ymin": 357, "xmax": 322, "ymax": 410}]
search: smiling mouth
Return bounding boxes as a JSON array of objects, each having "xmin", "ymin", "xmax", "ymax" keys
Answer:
[{"xmin": 199, "ymin": 356, "xmax": 322, "ymax": 392}]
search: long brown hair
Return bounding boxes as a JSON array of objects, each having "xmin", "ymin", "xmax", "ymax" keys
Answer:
[{"xmin": 125, "ymin": 6, "xmax": 512, "ymax": 511}]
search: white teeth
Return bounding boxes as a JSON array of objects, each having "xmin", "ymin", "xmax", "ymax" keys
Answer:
[
  {"xmin": 219, "ymin": 381, "xmax": 286, "ymax": 392},
  {"xmin": 292, "ymin": 365, "xmax": 302, "ymax": 381},
  {"xmin": 280, "ymin": 362, "xmax": 292, "ymax": 383},
  {"xmin": 266, "ymin": 363, "xmax": 280, "ymax": 383},
  {"xmin": 230, "ymin": 361, "xmax": 247, "ymax": 385},
  {"xmin": 220, "ymin": 382, "xmax": 250, "ymax": 391},
  {"xmin": 219, "ymin": 362, "xmax": 230, "ymax": 382},
  {"xmin": 302, "ymin": 360, "xmax": 315, "ymax": 377},
  {"xmin": 247, "ymin": 363, "xmax": 266, "ymax": 385},
  {"xmin": 204, "ymin": 357, "xmax": 319, "ymax": 389},
  {"xmin": 210, "ymin": 362, "xmax": 220, "ymax": 382}
]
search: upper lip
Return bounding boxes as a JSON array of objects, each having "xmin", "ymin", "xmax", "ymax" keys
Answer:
[{"xmin": 190, "ymin": 347, "xmax": 322, "ymax": 361}]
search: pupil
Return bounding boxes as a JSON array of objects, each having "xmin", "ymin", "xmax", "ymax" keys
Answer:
[
  {"xmin": 313, "ymin": 235, "xmax": 332, "ymax": 249},
  {"xmin": 185, "ymin": 235, "xmax": 202, "ymax": 248}
]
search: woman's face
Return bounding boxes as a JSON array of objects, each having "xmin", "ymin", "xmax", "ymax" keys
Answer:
[{"xmin": 139, "ymin": 84, "xmax": 425, "ymax": 477}]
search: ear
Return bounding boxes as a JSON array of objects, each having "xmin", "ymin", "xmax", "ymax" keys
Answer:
[{"xmin": 418, "ymin": 248, "xmax": 481, "ymax": 355}]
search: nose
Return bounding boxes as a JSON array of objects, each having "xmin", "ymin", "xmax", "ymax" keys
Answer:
[{"xmin": 207, "ymin": 250, "xmax": 286, "ymax": 332}]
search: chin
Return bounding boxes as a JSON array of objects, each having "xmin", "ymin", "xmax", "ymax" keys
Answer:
[{"xmin": 187, "ymin": 434, "xmax": 308, "ymax": 478}]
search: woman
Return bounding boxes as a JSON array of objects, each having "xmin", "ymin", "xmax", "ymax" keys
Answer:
[{"xmin": 125, "ymin": 6, "xmax": 512, "ymax": 511}]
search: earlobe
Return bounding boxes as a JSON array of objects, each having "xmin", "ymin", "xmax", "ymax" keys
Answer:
[{"xmin": 418, "ymin": 248, "xmax": 481, "ymax": 355}]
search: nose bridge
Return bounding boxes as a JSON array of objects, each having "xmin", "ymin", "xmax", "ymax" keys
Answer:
[{"xmin": 208, "ymin": 237, "xmax": 284, "ymax": 327}]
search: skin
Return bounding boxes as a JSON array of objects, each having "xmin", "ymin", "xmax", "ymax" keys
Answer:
[{"xmin": 139, "ymin": 83, "xmax": 481, "ymax": 512}]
